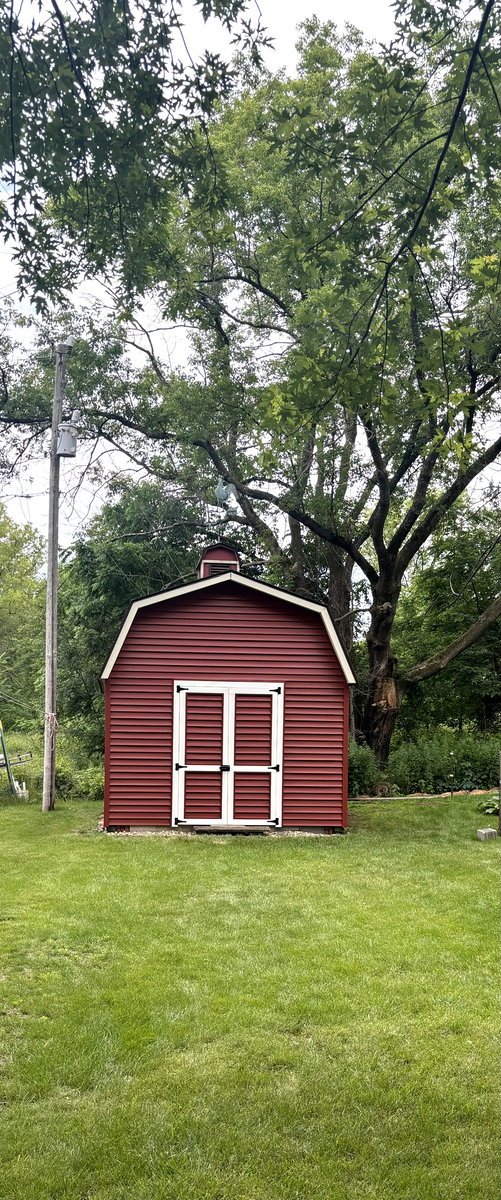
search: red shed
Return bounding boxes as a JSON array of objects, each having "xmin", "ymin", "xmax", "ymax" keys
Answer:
[{"xmin": 100, "ymin": 546, "xmax": 355, "ymax": 833}]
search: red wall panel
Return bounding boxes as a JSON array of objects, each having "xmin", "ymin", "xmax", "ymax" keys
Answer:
[
  {"xmin": 233, "ymin": 774, "xmax": 271, "ymax": 820},
  {"xmin": 185, "ymin": 772, "xmax": 222, "ymax": 820},
  {"xmin": 106, "ymin": 582, "xmax": 348, "ymax": 827},
  {"xmin": 185, "ymin": 693, "xmax": 223, "ymax": 764},
  {"xmin": 234, "ymin": 694, "xmax": 272, "ymax": 765}
]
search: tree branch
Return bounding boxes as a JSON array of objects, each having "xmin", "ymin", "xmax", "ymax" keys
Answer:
[
  {"xmin": 192, "ymin": 438, "xmax": 286, "ymax": 560},
  {"xmin": 193, "ymin": 437, "xmax": 380, "ymax": 585},
  {"xmin": 286, "ymin": 508, "xmax": 379, "ymax": 586},
  {"xmin": 198, "ymin": 271, "xmax": 291, "ymax": 316},
  {"xmin": 424, "ymin": 532, "xmax": 501, "ymax": 615},
  {"xmin": 308, "ymin": 1, "xmax": 497, "ymax": 377},
  {"xmin": 401, "ymin": 592, "xmax": 501, "ymax": 684},
  {"xmin": 49, "ymin": 0, "xmax": 94, "ymax": 107},
  {"xmin": 404, "ymin": 0, "xmax": 497, "ymax": 249},
  {"xmin": 387, "ymin": 444, "xmax": 442, "ymax": 558},
  {"xmin": 363, "ymin": 416, "xmax": 390, "ymax": 557},
  {"xmin": 334, "ymin": 409, "xmax": 357, "ymax": 505},
  {"xmin": 396, "ymin": 434, "xmax": 501, "ymax": 575}
]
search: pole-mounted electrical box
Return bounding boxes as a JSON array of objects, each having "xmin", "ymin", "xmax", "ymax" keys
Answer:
[{"xmin": 56, "ymin": 409, "xmax": 80, "ymax": 458}]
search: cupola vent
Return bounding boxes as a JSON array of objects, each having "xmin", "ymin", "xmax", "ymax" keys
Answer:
[{"xmin": 197, "ymin": 544, "xmax": 240, "ymax": 579}]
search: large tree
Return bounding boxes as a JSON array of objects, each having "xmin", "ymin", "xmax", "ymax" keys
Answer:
[
  {"xmin": 107, "ymin": 7, "xmax": 501, "ymax": 759},
  {"xmin": 1, "ymin": 4, "xmax": 500, "ymax": 759}
]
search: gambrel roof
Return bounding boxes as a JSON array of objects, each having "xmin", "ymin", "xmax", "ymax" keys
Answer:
[{"xmin": 100, "ymin": 571, "xmax": 356, "ymax": 685}]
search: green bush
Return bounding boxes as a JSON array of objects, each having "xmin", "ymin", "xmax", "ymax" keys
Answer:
[
  {"xmin": 0, "ymin": 729, "xmax": 104, "ymax": 805},
  {"xmin": 74, "ymin": 764, "xmax": 104, "ymax": 802},
  {"xmin": 348, "ymin": 739, "xmax": 379, "ymax": 797},
  {"xmin": 387, "ymin": 735, "xmax": 499, "ymax": 796},
  {"xmin": 55, "ymin": 755, "xmax": 78, "ymax": 797},
  {"xmin": 0, "ymin": 730, "xmax": 43, "ymax": 803},
  {"xmin": 477, "ymin": 795, "xmax": 499, "ymax": 816}
]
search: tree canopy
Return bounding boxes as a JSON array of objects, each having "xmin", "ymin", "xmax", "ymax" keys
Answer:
[
  {"xmin": 0, "ymin": 503, "xmax": 45, "ymax": 729},
  {"xmin": 1, "ymin": 2, "xmax": 500, "ymax": 758},
  {"xmin": 0, "ymin": 0, "xmax": 269, "ymax": 304}
]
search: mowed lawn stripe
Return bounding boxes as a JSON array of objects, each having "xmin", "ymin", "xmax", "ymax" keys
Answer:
[{"xmin": 0, "ymin": 797, "xmax": 499, "ymax": 1200}]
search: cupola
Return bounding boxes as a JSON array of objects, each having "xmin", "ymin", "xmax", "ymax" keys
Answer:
[{"xmin": 197, "ymin": 543, "xmax": 240, "ymax": 579}]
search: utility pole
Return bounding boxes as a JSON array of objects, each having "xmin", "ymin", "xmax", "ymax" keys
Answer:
[{"xmin": 42, "ymin": 337, "xmax": 74, "ymax": 812}]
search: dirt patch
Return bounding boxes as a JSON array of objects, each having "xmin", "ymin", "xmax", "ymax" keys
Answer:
[{"xmin": 351, "ymin": 788, "xmax": 498, "ymax": 803}]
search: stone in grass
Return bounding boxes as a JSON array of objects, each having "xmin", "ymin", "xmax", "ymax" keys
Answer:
[{"xmin": 477, "ymin": 828, "xmax": 498, "ymax": 841}]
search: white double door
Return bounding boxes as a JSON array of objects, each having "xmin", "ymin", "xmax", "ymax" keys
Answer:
[{"xmin": 172, "ymin": 680, "xmax": 283, "ymax": 826}]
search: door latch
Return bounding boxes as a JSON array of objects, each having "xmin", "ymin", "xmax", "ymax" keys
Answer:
[{"xmin": 220, "ymin": 764, "xmax": 231, "ymax": 772}]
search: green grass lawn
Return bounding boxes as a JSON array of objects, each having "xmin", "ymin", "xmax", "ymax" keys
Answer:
[{"xmin": 0, "ymin": 797, "xmax": 499, "ymax": 1200}]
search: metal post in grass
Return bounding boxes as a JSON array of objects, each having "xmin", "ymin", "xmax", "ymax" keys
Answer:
[
  {"xmin": 0, "ymin": 721, "xmax": 16, "ymax": 795},
  {"xmin": 449, "ymin": 750, "xmax": 455, "ymax": 800}
]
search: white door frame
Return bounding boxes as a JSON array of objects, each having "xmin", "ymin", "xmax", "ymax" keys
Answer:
[{"xmin": 172, "ymin": 680, "xmax": 284, "ymax": 826}]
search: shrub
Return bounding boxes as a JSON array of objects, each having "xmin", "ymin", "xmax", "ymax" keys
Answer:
[
  {"xmin": 0, "ymin": 731, "xmax": 43, "ymax": 803},
  {"xmin": 477, "ymin": 795, "xmax": 499, "ymax": 816},
  {"xmin": 387, "ymin": 735, "xmax": 499, "ymax": 796},
  {"xmin": 348, "ymin": 740, "xmax": 379, "ymax": 796},
  {"xmin": 0, "ymin": 729, "xmax": 104, "ymax": 804},
  {"xmin": 74, "ymin": 765, "xmax": 104, "ymax": 803},
  {"xmin": 55, "ymin": 755, "xmax": 79, "ymax": 797}
]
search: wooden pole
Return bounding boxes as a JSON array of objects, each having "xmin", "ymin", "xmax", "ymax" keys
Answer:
[{"xmin": 42, "ymin": 342, "xmax": 70, "ymax": 812}]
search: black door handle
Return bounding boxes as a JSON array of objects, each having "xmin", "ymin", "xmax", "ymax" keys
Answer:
[{"xmin": 220, "ymin": 764, "xmax": 231, "ymax": 771}]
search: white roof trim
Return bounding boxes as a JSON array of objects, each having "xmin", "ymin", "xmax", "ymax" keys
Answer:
[{"xmin": 100, "ymin": 572, "xmax": 356, "ymax": 685}]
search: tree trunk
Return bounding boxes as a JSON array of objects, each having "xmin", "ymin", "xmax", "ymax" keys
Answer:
[
  {"xmin": 327, "ymin": 548, "xmax": 354, "ymax": 660},
  {"xmin": 363, "ymin": 587, "xmax": 501, "ymax": 763},
  {"xmin": 348, "ymin": 687, "xmax": 356, "ymax": 741},
  {"xmin": 362, "ymin": 576, "xmax": 404, "ymax": 763},
  {"xmin": 363, "ymin": 653, "xmax": 406, "ymax": 763},
  {"xmin": 326, "ymin": 550, "xmax": 356, "ymax": 737}
]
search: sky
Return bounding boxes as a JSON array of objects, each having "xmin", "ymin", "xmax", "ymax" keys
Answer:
[
  {"xmin": 176, "ymin": 0, "xmax": 397, "ymax": 70},
  {"xmin": 1, "ymin": 0, "xmax": 399, "ymax": 544}
]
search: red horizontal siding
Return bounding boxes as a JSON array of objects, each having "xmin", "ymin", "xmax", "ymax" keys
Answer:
[
  {"xmin": 185, "ymin": 772, "xmax": 222, "ymax": 819},
  {"xmin": 234, "ymin": 694, "xmax": 272, "ymax": 766},
  {"xmin": 185, "ymin": 693, "xmax": 223, "ymax": 764},
  {"xmin": 234, "ymin": 773, "xmax": 271, "ymax": 820},
  {"xmin": 106, "ymin": 583, "xmax": 348, "ymax": 827}
]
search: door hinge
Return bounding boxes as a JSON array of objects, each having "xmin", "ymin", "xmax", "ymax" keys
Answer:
[
  {"xmin": 220, "ymin": 764, "xmax": 231, "ymax": 772},
  {"xmin": 270, "ymin": 764, "xmax": 280, "ymax": 771},
  {"xmin": 176, "ymin": 685, "xmax": 188, "ymax": 693},
  {"xmin": 175, "ymin": 763, "xmax": 187, "ymax": 770},
  {"xmin": 269, "ymin": 687, "xmax": 281, "ymax": 694}
]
